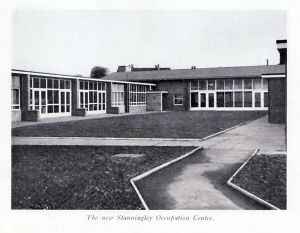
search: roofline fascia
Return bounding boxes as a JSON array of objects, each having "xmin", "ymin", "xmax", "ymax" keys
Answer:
[
  {"xmin": 261, "ymin": 74, "xmax": 286, "ymax": 79},
  {"xmin": 118, "ymin": 75, "xmax": 274, "ymax": 82},
  {"xmin": 11, "ymin": 69, "xmax": 156, "ymax": 86}
]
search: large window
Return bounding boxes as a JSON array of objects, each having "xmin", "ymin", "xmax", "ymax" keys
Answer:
[
  {"xmin": 11, "ymin": 76, "xmax": 20, "ymax": 110},
  {"xmin": 191, "ymin": 92, "xmax": 198, "ymax": 108},
  {"xmin": 129, "ymin": 84, "xmax": 149, "ymax": 106},
  {"xmin": 217, "ymin": 92, "xmax": 224, "ymax": 107},
  {"xmin": 225, "ymin": 80, "xmax": 233, "ymax": 90},
  {"xmin": 111, "ymin": 84, "xmax": 124, "ymax": 106},
  {"xmin": 264, "ymin": 92, "xmax": 269, "ymax": 107},
  {"xmin": 244, "ymin": 91, "xmax": 252, "ymax": 107},
  {"xmin": 217, "ymin": 80, "xmax": 224, "ymax": 90},
  {"xmin": 79, "ymin": 81, "xmax": 106, "ymax": 112},
  {"xmin": 208, "ymin": 80, "xmax": 215, "ymax": 90},
  {"xmin": 234, "ymin": 79, "xmax": 243, "ymax": 90},
  {"xmin": 234, "ymin": 92, "xmax": 243, "ymax": 107},
  {"xmin": 225, "ymin": 92, "xmax": 233, "ymax": 107},
  {"xmin": 190, "ymin": 78, "xmax": 268, "ymax": 109},
  {"xmin": 30, "ymin": 76, "xmax": 71, "ymax": 115}
]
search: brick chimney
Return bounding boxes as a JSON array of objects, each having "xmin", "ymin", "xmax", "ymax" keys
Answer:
[{"xmin": 276, "ymin": 40, "xmax": 287, "ymax": 65}]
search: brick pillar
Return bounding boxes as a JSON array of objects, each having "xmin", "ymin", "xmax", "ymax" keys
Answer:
[
  {"xmin": 71, "ymin": 79, "xmax": 78, "ymax": 115},
  {"xmin": 185, "ymin": 81, "xmax": 190, "ymax": 111},
  {"xmin": 106, "ymin": 82, "xmax": 113, "ymax": 113},
  {"xmin": 21, "ymin": 74, "xmax": 30, "ymax": 111},
  {"xmin": 124, "ymin": 83, "xmax": 129, "ymax": 113}
]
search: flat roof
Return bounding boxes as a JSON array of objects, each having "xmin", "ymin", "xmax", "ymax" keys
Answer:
[
  {"xmin": 105, "ymin": 64, "xmax": 286, "ymax": 82},
  {"xmin": 11, "ymin": 69, "xmax": 156, "ymax": 86}
]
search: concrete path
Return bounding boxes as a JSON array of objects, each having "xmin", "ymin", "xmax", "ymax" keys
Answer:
[
  {"xmin": 134, "ymin": 116, "xmax": 286, "ymax": 209},
  {"xmin": 12, "ymin": 136, "xmax": 204, "ymax": 147}
]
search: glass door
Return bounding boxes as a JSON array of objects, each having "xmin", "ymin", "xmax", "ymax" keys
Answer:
[
  {"xmin": 34, "ymin": 90, "xmax": 40, "ymax": 111},
  {"xmin": 41, "ymin": 90, "xmax": 46, "ymax": 113},
  {"xmin": 60, "ymin": 91, "xmax": 66, "ymax": 113},
  {"xmin": 208, "ymin": 92, "xmax": 215, "ymax": 108},
  {"xmin": 190, "ymin": 92, "xmax": 199, "ymax": 108},
  {"xmin": 200, "ymin": 93, "xmax": 206, "ymax": 108},
  {"xmin": 254, "ymin": 92, "xmax": 261, "ymax": 108},
  {"xmin": 98, "ymin": 92, "xmax": 106, "ymax": 111}
]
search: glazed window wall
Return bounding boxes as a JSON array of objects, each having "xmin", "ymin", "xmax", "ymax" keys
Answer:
[
  {"xmin": 30, "ymin": 76, "xmax": 71, "ymax": 116},
  {"xmin": 111, "ymin": 84, "xmax": 124, "ymax": 106},
  {"xmin": 190, "ymin": 79, "xmax": 268, "ymax": 109},
  {"xmin": 129, "ymin": 84, "xmax": 149, "ymax": 106},
  {"xmin": 11, "ymin": 75, "xmax": 20, "ymax": 110},
  {"xmin": 79, "ymin": 81, "xmax": 106, "ymax": 112}
]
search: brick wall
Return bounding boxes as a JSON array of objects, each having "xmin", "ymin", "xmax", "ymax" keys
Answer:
[
  {"xmin": 129, "ymin": 105, "xmax": 147, "ymax": 113},
  {"xmin": 155, "ymin": 80, "xmax": 189, "ymax": 111},
  {"xmin": 20, "ymin": 74, "xmax": 30, "ymax": 111},
  {"xmin": 268, "ymin": 78, "xmax": 286, "ymax": 123},
  {"xmin": 146, "ymin": 92, "xmax": 162, "ymax": 111},
  {"xmin": 11, "ymin": 111, "xmax": 21, "ymax": 122}
]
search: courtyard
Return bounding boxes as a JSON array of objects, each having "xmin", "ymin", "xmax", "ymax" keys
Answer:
[{"xmin": 11, "ymin": 109, "xmax": 287, "ymax": 210}]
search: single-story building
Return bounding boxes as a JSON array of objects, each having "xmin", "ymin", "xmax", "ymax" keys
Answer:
[
  {"xmin": 106, "ymin": 40, "xmax": 287, "ymax": 123},
  {"xmin": 11, "ymin": 70, "xmax": 155, "ymax": 121},
  {"xmin": 11, "ymin": 40, "xmax": 287, "ymax": 123}
]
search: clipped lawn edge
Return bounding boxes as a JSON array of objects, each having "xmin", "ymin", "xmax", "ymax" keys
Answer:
[
  {"xmin": 130, "ymin": 146, "xmax": 203, "ymax": 210},
  {"xmin": 201, "ymin": 119, "xmax": 255, "ymax": 141},
  {"xmin": 227, "ymin": 148, "xmax": 281, "ymax": 210}
]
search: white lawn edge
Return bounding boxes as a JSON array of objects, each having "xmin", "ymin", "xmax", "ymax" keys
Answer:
[
  {"xmin": 201, "ymin": 119, "xmax": 254, "ymax": 141},
  {"xmin": 227, "ymin": 148, "xmax": 281, "ymax": 210},
  {"xmin": 130, "ymin": 179, "xmax": 150, "ymax": 210},
  {"xmin": 130, "ymin": 146, "xmax": 203, "ymax": 210}
]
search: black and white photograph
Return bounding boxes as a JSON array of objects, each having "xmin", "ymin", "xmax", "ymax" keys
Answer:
[{"xmin": 1, "ymin": 0, "xmax": 300, "ymax": 232}]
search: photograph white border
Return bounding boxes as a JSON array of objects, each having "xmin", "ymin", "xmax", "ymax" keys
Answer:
[{"xmin": 1, "ymin": 1, "xmax": 300, "ymax": 233}]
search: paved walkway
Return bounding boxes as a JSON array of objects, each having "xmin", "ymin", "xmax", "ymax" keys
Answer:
[{"xmin": 134, "ymin": 116, "xmax": 286, "ymax": 209}]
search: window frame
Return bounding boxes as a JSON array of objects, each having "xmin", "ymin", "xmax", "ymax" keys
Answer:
[
  {"xmin": 11, "ymin": 88, "xmax": 20, "ymax": 110},
  {"xmin": 129, "ymin": 84, "xmax": 148, "ymax": 106},
  {"xmin": 173, "ymin": 94, "xmax": 184, "ymax": 106},
  {"xmin": 79, "ymin": 81, "xmax": 106, "ymax": 111},
  {"xmin": 30, "ymin": 76, "xmax": 72, "ymax": 115}
]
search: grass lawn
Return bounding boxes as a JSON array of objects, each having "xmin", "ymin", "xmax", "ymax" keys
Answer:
[
  {"xmin": 12, "ymin": 111, "xmax": 266, "ymax": 138},
  {"xmin": 12, "ymin": 145, "xmax": 196, "ymax": 209},
  {"xmin": 231, "ymin": 154, "xmax": 286, "ymax": 209}
]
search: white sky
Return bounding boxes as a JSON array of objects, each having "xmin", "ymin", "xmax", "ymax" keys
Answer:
[{"xmin": 12, "ymin": 10, "xmax": 286, "ymax": 76}]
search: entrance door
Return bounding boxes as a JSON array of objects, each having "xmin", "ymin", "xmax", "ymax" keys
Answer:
[
  {"xmin": 200, "ymin": 93, "xmax": 206, "ymax": 108},
  {"xmin": 34, "ymin": 90, "xmax": 40, "ymax": 111},
  {"xmin": 190, "ymin": 92, "xmax": 199, "ymax": 108},
  {"xmin": 208, "ymin": 92, "xmax": 215, "ymax": 108},
  {"xmin": 41, "ymin": 90, "xmax": 46, "ymax": 114},
  {"xmin": 254, "ymin": 92, "xmax": 261, "ymax": 108},
  {"xmin": 97, "ymin": 91, "xmax": 106, "ymax": 111}
]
